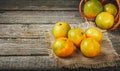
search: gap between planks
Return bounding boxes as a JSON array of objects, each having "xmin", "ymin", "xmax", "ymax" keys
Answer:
[{"xmin": 0, "ymin": 38, "xmax": 49, "ymax": 56}]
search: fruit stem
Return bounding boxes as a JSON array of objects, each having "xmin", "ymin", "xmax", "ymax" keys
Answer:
[{"xmin": 59, "ymin": 23, "xmax": 62, "ymax": 26}]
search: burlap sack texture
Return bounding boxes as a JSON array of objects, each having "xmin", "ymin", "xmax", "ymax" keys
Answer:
[{"xmin": 45, "ymin": 22, "xmax": 120, "ymax": 69}]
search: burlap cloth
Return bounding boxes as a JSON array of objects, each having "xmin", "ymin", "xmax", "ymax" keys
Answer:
[{"xmin": 45, "ymin": 22, "xmax": 120, "ymax": 69}]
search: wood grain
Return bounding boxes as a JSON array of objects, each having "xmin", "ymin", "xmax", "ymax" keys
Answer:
[
  {"xmin": 0, "ymin": 24, "xmax": 51, "ymax": 55},
  {"xmin": 0, "ymin": 11, "xmax": 83, "ymax": 24},
  {"xmin": 0, "ymin": 24, "xmax": 50, "ymax": 55},
  {"xmin": 0, "ymin": 24, "xmax": 51, "ymax": 38},
  {"xmin": 0, "ymin": 56, "xmax": 56, "ymax": 69},
  {"xmin": 0, "ymin": 0, "xmax": 80, "ymax": 11},
  {"xmin": 0, "ymin": 38, "xmax": 49, "ymax": 56}
]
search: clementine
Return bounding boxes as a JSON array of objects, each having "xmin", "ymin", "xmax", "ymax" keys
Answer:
[
  {"xmin": 84, "ymin": 27, "xmax": 102, "ymax": 42},
  {"xmin": 80, "ymin": 38, "xmax": 100, "ymax": 57},
  {"xmin": 95, "ymin": 12, "xmax": 114, "ymax": 29},
  {"xmin": 104, "ymin": 3, "xmax": 117, "ymax": 17},
  {"xmin": 68, "ymin": 28, "xmax": 86, "ymax": 47},
  {"xmin": 83, "ymin": 0, "xmax": 103, "ymax": 18},
  {"xmin": 52, "ymin": 37, "xmax": 74, "ymax": 57},
  {"xmin": 52, "ymin": 21, "xmax": 71, "ymax": 39}
]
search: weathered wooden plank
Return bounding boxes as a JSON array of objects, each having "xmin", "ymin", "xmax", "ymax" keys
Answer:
[
  {"xmin": 0, "ymin": 48, "xmax": 48, "ymax": 56},
  {"xmin": 0, "ymin": 38, "xmax": 46, "ymax": 44},
  {"xmin": 0, "ymin": 0, "xmax": 80, "ymax": 10},
  {"xmin": 0, "ymin": 24, "xmax": 50, "ymax": 55},
  {"xmin": 0, "ymin": 11, "xmax": 83, "ymax": 24},
  {"xmin": 108, "ymin": 30, "xmax": 120, "ymax": 55},
  {"xmin": 0, "ymin": 56, "xmax": 56, "ymax": 70},
  {"xmin": 0, "ymin": 38, "xmax": 49, "ymax": 56},
  {"xmin": 0, "ymin": 24, "xmax": 51, "ymax": 38},
  {"xmin": 0, "ymin": 23, "xmax": 50, "ymax": 55}
]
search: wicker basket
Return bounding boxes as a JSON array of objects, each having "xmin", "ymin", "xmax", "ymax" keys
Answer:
[{"xmin": 79, "ymin": 0, "xmax": 120, "ymax": 31}]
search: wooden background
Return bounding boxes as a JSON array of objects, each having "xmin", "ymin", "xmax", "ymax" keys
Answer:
[{"xmin": 0, "ymin": 0, "xmax": 120, "ymax": 71}]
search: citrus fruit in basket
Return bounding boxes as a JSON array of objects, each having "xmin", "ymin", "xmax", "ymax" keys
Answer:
[
  {"xmin": 95, "ymin": 12, "xmax": 114, "ymax": 29},
  {"xmin": 84, "ymin": 27, "xmax": 102, "ymax": 42},
  {"xmin": 52, "ymin": 21, "xmax": 71, "ymax": 39},
  {"xmin": 83, "ymin": 0, "xmax": 103, "ymax": 18},
  {"xmin": 104, "ymin": 3, "xmax": 117, "ymax": 17},
  {"xmin": 80, "ymin": 38, "xmax": 100, "ymax": 57},
  {"xmin": 52, "ymin": 37, "xmax": 74, "ymax": 57},
  {"xmin": 68, "ymin": 28, "xmax": 86, "ymax": 47}
]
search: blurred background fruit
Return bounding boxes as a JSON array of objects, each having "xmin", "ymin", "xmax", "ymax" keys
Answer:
[
  {"xmin": 83, "ymin": 0, "xmax": 103, "ymax": 18},
  {"xmin": 104, "ymin": 3, "xmax": 117, "ymax": 17},
  {"xmin": 95, "ymin": 12, "xmax": 114, "ymax": 29}
]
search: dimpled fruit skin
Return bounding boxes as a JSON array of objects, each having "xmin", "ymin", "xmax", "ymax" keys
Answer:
[
  {"xmin": 84, "ymin": 0, "xmax": 103, "ymax": 18},
  {"xmin": 95, "ymin": 12, "xmax": 114, "ymax": 29}
]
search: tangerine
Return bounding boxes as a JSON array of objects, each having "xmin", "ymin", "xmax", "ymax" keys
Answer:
[
  {"xmin": 68, "ymin": 28, "xmax": 86, "ymax": 47},
  {"xmin": 52, "ymin": 37, "xmax": 74, "ymax": 57},
  {"xmin": 95, "ymin": 12, "xmax": 114, "ymax": 29},
  {"xmin": 52, "ymin": 21, "xmax": 71, "ymax": 39},
  {"xmin": 84, "ymin": 27, "xmax": 102, "ymax": 42},
  {"xmin": 80, "ymin": 38, "xmax": 100, "ymax": 57},
  {"xmin": 104, "ymin": 3, "xmax": 117, "ymax": 17},
  {"xmin": 83, "ymin": 0, "xmax": 103, "ymax": 18}
]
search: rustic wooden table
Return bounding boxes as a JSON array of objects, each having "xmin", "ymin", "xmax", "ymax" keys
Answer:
[{"xmin": 0, "ymin": 0, "xmax": 120, "ymax": 71}]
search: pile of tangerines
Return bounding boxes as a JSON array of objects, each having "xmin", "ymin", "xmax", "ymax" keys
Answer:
[
  {"xmin": 51, "ymin": 0, "xmax": 118, "ymax": 58},
  {"xmin": 79, "ymin": 0, "xmax": 118, "ymax": 30},
  {"xmin": 51, "ymin": 21, "xmax": 102, "ymax": 58}
]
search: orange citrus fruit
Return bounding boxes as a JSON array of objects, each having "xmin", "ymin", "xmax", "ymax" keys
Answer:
[
  {"xmin": 95, "ymin": 12, "xmax": 114, "ymax": 29},
  {"xmin": 83, "ymin": 0, "xmax": 103, "ymax": 18},
  {"xmin": 68, "ymin": 28, "xmax": 86, "ymax": 47},
  {"xmin": 80, "ymin": 38, "xmax": 100, "ymax": 57},
  {"xmin": 84, "ymin": 27, "xmax": 102, "ymax": 42},
  {"xmin": 104, "ymin": 3, "xmax": 117, "ymax": 17},
  {"xmin": 52, "ymin": 37, "xmax": 74, "ymax": 57},
  {"xmin": 52, "ymin": 21, "xmax": 71, "ymax": 39}
]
